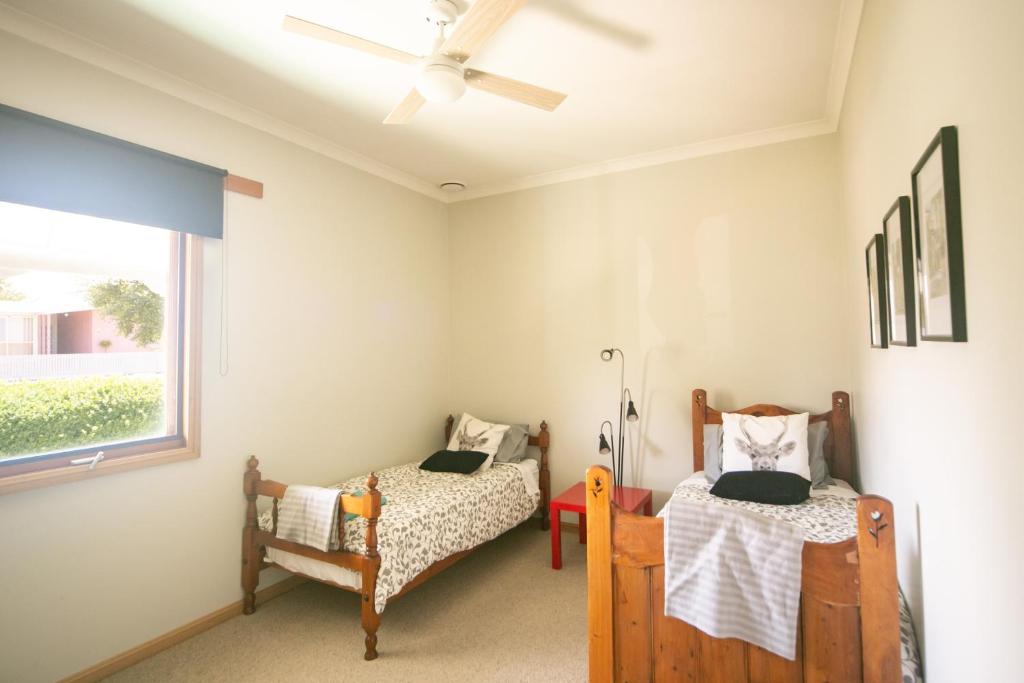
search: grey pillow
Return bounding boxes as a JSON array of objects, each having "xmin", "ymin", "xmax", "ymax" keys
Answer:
[
  {"xmin": 494, "ymin": 423, "xmax": 530, "ymax": 463},
  {"xmin": 703, "ymin": 421, "xmax": 833, "ymax": 488},
  {"xmin": 702, "ymin": 424, "xmax": 724, "ymax": 483},
  {"xmin": 808, "ymin": 420, "xmax": 835, "ymax": 489}
]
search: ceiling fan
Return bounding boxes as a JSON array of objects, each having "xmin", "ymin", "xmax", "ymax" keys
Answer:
[{"xmin": 282, "ymin": 0, "xmax": 567, "ymax": 124}]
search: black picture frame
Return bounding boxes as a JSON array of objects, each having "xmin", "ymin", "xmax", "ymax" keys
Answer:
[
  {"xmin": 865, "ymin": 234, "xmax": 888, "ymax": 349},
  {"xmin": 910, "ymin": 125, "xmax": 967, "ymax": 341},
  {"xmin": 882, "ymin": 196, "xmax": 916, "ymax": 346}
]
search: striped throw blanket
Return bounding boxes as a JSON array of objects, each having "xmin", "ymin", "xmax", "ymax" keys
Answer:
[
  {"xmin": 663, "ymin": 496, "xmax": 805, "ymax": 660},
  {"xmin": 275, "ymin": 485, "xmax": 343, "ymax": 552}
]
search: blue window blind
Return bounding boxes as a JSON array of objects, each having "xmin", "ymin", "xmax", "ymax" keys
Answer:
[{"xmin": 0, "ymin": 103, "xmax": 226, "ymax": 238}]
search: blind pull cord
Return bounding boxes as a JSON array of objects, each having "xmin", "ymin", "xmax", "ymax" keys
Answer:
[{"xmin": 219, "ymin": 193, "xmax": 230, "ymax": 377}]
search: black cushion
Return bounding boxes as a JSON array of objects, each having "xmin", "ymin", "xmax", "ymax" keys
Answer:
[
  {"xmin": 710, "ymin": 471, "xmax": 811, "ymax": 505},
  {"xmin": 419, "ymin": 450, "xmax": 488, "ymax": 474}
]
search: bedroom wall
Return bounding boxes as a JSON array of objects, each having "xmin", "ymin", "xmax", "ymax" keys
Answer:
[
  {"xmin": 835, "ymin": 1, "xmax": 1024, "ymax": 681},
  {"xmin": 447, "ymin": 134, "xmax": 850, "ymax": 508},
  {"xmin": 0, "ymin": 34, "xmax": 450, "ymax": 683}
]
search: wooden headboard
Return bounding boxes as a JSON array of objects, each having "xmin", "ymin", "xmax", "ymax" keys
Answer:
[{"xmin": 691, "ymin": 388, "xmax": 854, "ymax": 487}]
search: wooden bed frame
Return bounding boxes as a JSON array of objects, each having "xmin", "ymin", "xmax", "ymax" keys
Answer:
[
  {"xmin": 242, "ymin": 416, "xmax": 550, "ymax": 660},
  {"xmin": 586, "ymin": 389, "xmax": 901, "ymax": 682}
]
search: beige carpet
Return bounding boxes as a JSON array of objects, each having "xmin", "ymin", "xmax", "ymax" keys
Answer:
[{"xmin": 109, "ymin": 523, "xmax": 588, "ymax": 682}]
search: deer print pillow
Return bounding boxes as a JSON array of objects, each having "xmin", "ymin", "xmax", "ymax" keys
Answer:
[
  {"xmin": 721, "ymin": 412, "xmax": 811, "ymax": 481},
  {"xmin": 446, "ymin": 413, "xmax": 511, "ymax": 471}
]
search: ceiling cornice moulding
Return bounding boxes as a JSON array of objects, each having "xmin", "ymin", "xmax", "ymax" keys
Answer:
[
  {"xmin": 0, "ymin": 3, "xmax": 449, "ymax": 202},
  {"xmin": 450, "ymin": 118, "xmax": 836, "ymax": 202},
  {"xmin": 450, "ymin": 0, "xmax": 862, "ymax": 202},
  {"xmin": 0, "ymin": 0, "xmax": 862, "ymax": 205},
  {"xmin": 824, "ymin": 0, "xmax": 863, "ymax": 128}
]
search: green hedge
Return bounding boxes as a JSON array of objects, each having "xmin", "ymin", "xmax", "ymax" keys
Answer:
[{"xmin": 0, "ymin": 376, "xmax": 165, "ymax": 458}]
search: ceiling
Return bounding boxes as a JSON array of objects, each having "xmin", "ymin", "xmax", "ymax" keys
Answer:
[{"xmin": 0, "ymin": 0, "xmax": 862, "ymax": 201}]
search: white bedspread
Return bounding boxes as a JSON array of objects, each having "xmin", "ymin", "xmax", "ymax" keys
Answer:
[{"xmin": 259, "ymin": 460, "xmax": 540, "ymax": 612}]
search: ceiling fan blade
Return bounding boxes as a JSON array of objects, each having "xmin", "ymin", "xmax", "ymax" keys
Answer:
[
  {"xmin": 282, "ymin": 15, "xmax": 418, "ymax": 65},
  {"xmin": 465, "ymin": 70, "xmax": 566, "ymax": 111},
  {"xmin": 441, "ymin": 0, "xmax": 526, "ymax": 63},
  {"xmin": 383, "ymin": 89, "xmax": 426, "ymax": 125}
]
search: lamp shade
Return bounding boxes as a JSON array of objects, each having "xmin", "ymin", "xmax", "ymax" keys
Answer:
[
  {"xmin": 598, "ymin": 432, "xmax": 612, "ymax": 455},
  {"xmin": 626, "ymin": 400, "xmax": 639, "ymax": 422}
]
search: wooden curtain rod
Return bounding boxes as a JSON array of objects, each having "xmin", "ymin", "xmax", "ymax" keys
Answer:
[{"xmin": 224, "ymin": 174, "xmax": 263, "ymax": 199}]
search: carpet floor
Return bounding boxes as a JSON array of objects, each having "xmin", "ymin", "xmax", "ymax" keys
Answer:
[{"xmin": 108, "ymin": 522, "xmax": 588, "ymax": 682}]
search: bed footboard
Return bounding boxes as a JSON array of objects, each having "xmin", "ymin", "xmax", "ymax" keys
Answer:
[
  {"xmin": 585, "ymin": 465, "xmax": 901, "ymax": 683},
  {"xmin": 241, "ymin": 456, "xmax": 383, "ymax": 660}
]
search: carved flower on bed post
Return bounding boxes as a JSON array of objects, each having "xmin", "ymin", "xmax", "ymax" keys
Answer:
[{"xmin": 868, "ymin": 509, "xmax": 888, "ymax": 548}]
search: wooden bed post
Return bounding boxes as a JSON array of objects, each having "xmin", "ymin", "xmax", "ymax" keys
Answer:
[
  {"xmin": 538, "ymin": 421, "xmax": 551, "ymax": 531},
  {"xmin": 361, "ymin": 472, "xmax": 383, "ymax": 661},
  {"xmin": 692, "ymin": 389, "xmax": 708, "ymax": 471},
  {"xmin": 831, "ymin": 391, "xmax": 855, "ymax": 488},
  {"xmin": 856, "ymin": 495, "xmax": 901, "ymax": 683},
  {"xmin": 586, "ymin": 465, "xmax": 614, "ymax": 683},
  {"xmin": 241, "ymin": 456, "xmax": 262, "ymax": 615}
]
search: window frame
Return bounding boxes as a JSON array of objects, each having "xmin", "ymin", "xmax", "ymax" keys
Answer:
[{"xmin": 0, "ymin": 234, "xmax": 203, "ymax": 495}]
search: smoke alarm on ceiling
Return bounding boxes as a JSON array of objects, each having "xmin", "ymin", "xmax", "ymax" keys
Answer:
[{"xmin": 439, "ymin": 182, "xmax": 466, "ymax": 192}]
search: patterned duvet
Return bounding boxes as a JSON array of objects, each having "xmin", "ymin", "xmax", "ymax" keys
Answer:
[
  {"xmin": 259, "ymin": 462, "xmax": 539, "ymax": 612},
  {"xmin": 667, "ymin": 477, "xmax": 925, "ymax": 683}
]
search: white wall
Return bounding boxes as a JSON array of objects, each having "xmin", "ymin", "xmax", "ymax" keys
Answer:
[
  {"xmin": 836, "ymin": 1, "xmax": 1024, "ymax": 680},
  {"xmin": 0, "ymin": 34, "xmax": 450, "ymax": 683},
  {"xmin": 3, "ymin": 3, "xmax": 1021, "ymax": 678},
  {"xmin": 447, "ymin": 134, "xmax": 850, "ymax": 507}
]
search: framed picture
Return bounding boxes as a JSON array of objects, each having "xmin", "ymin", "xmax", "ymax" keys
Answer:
[
  {"xmin": 865, "ymin": 234, "xmax": 888, "ymax": 349},
  {"xmin": 911, "ymin": 125, "xmax": 967, "ymax": 341},
  {"xmin": 883, "ymin": 196, "xmax": 916, "ymax": 346}
]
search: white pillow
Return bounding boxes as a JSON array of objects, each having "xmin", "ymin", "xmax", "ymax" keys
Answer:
[
  {"xmin": 446, "ymin": 413, "xmax": 510, "ymax": 473},
  {"xmin": 721, "ymin": 412, "xmax": 810, "ymax": 480}
]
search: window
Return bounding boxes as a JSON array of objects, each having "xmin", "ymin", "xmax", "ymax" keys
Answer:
[
  {"xmin": 0, "ymin": 315, "xmax": 35, "ymax": 355},
  {"xmin": 0, "ymin": 201, "xmax": 202, "ymax": 492},
  {"xmin": 0, "ymin": 102, "xmax": 228, "ymax": 493}
]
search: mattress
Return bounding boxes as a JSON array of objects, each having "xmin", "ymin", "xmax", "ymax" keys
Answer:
[
  {"xmin": 661, "ymin": 472, "xmax": 924, "ymax": 683},
  {"xmin": 259, "ymin": 459, "xmax": 540, "ymax": 612}
]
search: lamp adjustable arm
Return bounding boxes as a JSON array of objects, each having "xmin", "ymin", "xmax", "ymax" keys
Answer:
[
  {"xmin": 600, "ymin": 348, "xmax": 627, "ymax": 488},
  {"xmin": 600, "ymin": 348, "xmax": 640, "ymax": 489}
]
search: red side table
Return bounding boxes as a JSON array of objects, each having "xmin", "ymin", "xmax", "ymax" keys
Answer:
[{"xmin": 549, "ymin": 481, "xmax": 653, "ymax": 569}]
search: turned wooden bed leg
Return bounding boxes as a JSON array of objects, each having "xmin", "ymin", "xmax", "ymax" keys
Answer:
[
  {"xmin": 361, "ymin": 588, "xmax": 381, "ymax": 661},
  {"xmin": 857, "ymin": 495, "xmax": 901, "ymax": 683},
  {"xmin": 242, "ymin": 455, "xmax": 262, "ymax": 615},
  {"xmin": 361, "ymin": 472, "xmax": 383, "ymax": 660},
  {"xmin": 538, "ymin": 421, "xmax": 551, "ymax": 531}
]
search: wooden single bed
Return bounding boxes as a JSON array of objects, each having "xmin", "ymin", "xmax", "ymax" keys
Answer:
[
  {"xmin": 242, "ymin": 416, "xmax": 550, "ymax": 660},
  {"xmin": 585, "ymin": 389, "xmax": 901, "ymax": 682}
]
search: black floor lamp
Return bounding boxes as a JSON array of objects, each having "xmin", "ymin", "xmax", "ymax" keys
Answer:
[{"xmin": 597, "ymin": 348, "xmax": 638, "ymax": 490}]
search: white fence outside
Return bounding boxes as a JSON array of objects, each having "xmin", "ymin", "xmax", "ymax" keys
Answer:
[{"xmin": 0, "ymin": 352, "xmax": 164, "ymax": 381}]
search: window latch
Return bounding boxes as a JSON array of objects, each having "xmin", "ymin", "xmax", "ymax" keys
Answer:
[{"xmin": 70, "ymin": 451, "xmax": 105, "ymax": 470}]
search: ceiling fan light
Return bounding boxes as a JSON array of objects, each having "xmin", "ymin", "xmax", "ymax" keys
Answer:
[{"xmin": 416, "ymin": 62, "xmax": 466, "ymax": 103}]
